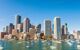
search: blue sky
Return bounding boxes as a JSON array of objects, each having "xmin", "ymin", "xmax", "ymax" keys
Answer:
[{"xmin": 0, "ymin": 0, "xmax": 80, "ymax": 33}]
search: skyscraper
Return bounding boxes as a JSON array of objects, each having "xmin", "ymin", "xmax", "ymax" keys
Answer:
[
  {"xmin": 5, "ymin": 26, "xmax": 8, "ymax": 33},
  {"xmin": 15, "ymin": 15, "xmax": 21, "ymax": 29},
  {"xmin": 36, "ymin": 24, "xmax": 41, "ymax": 33},
  {"xmin": 44, "ymin": 19, "xmax": 51, "ymax": 36},
  {"xmin": 8, "ymin": 23, "xmax": 14, "ymax": 34},
  {"xmin": 54, "ymin": 17, "xmax": 61, "ymax": 40},
  {"xmin": 52, "ymin": 24, "xmax": 54, "ymax": 34},
  {"xmin": 64, "ymin": 23, "xmax": 68, "ymax": 34},
  {"xmin": 23, "ymin": 18, "xmax": 31, "ymax": 33},
  {"xmin": 3, "ymin": 27, "xmax": 5, "ymax": 32},
  {"xmin": 61, "ymin": 25, "xmax": 65, "ymax": 35}
]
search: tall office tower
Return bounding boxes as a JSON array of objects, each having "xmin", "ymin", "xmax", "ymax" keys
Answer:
[
  {"xmin": 64, "ymin": 23, "xmax": 68, "ymax": 34},
  {"xmin": 44, "ymin": 19, "xmax": 51, "ymax": 36},
  {"xmin": 54, "ymin": 17, "xmax": 61, "ymax": 40},
  {"xmin": 61, "ymin": 25, "xmax": 65, "ymax": 39},
  {"xmin": 36, "ymin": 24, "xmax": 41, "ymax": 33},
  {"xmin": 15, "ymin": 15, "xmax": 21, "ymax": 29},
  {"xmin": 3, "ymin": 27, "xmax": 5, "ymax": 32},
  {"xmin": 23, "ymin": 18, "xmax": 31, "ymax": 33},
  {"xmin": 8, "ymin": 23, "xmax": 14, "ymax": 34},
  {"xmin": 5, "ymin": 26, "xmax": 8, "ymax": 33},
  {"xmin": 61, "ymin": 25, "xmax": 65, "ymax": 35},
  {"xmin": 52, "ymin": 24, "xmax": 54, "ymax": 34}
]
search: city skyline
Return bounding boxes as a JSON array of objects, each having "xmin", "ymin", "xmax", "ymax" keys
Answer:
[{"xmin": 0, "ymin": 0, "xmax": 80, "ymax": 33}]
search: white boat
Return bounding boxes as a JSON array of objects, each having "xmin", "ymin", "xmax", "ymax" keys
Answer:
[
  {"xmin": 55, "ymin": 41, "xmax": 61, "ymax": 43},
  {"xmin": 77, "ymin": 45, "xmax": 80, "ymax": 49},
  {"xmin": 26, "ymin": 46, "xmax": 30, "ymax": 48},
  {"xmin": 50, "ymin": 46, "xmax": 56, "ymax": 49},
  {"xmin": 0, "ymin": 45, "xmax": 3, "ymax": 50}
]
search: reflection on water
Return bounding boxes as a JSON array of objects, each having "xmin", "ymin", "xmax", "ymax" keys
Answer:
[
  {"xmin": 0, "ymin": 39, "xmax": 78, "ymax": 50},
  {"xmin": 61, "ymin": 40, "xmax": 77, "ymax": 50}
]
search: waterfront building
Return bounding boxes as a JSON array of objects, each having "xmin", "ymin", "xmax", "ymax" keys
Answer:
[
  {"xmin": 15, "ymin": 15, "xmax": 21, "ymax": 29},
  {"xmin": 12, "ymin": 29, "xmax": 19, "ymax": 36},
  {"xmin": 3, "ymin": 27, "xmax": 5, "ymax": 32},
  {"xmin": 0, "ymin": 32, "xmax": 7, "ymax": 39},
  {"xmin": 64, "ymin": 23, "xmax": 68, "ymax": 34},
  {"xmin": 73, "ymin": 30, "xmax": 77, "ymax": 39},
  {"xmin": 36, "ymin": 24, "xmax": 41, "ymax": 33},
  {"xmin": 54, "ymin": 17, "xmax": 61, "ymax": 40},
  {"xmin": 18, "ymin": 32, "xmax": 24, "ymax": 40},
  {"xmin": 77, "ymin": 31, "xmax": 80, "ymax": 40},
  {"xmin": 52, "ymin": 24, "xmax": 54, "ymax": 34},
  {"xmin": 61, "ymin": 25, "xmax": 65, "ymax": 35},
  {"xmin": 23, "ymin": 18, "xmax": 31, "ymax": 33},
  {"xmin": 5, "ymin": 26, "xmax": 8, "ymax": 33},
  {"xmin": 61, "ymin": 25, "xmax": 65, "ymax": 39},
  {"xmin": 29, "ymin": 25, "xmax": 36, "ymax": 35},
  {"xmin": 8, "ymin": 23, "xmax": 14, "ymax": 34},
  {"xmin": 17, "ymin": 23, "xmax": 23, "ymax": 32},
  {"xmin": 44, "ymin": 19, "xmax": 51, "ymax": 36}
]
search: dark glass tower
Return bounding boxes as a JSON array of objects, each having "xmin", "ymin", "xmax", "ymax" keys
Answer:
[
  {"xmin": 8, "ymin": 23, "xmax": 14, "ymax": 34},
  {"xmin": 37, "ymin": 24, "xmax": 41, "ymax": 33},
  {"xmin": 15, "ymin": 15, "xmax": 21, "ymax": 29}
]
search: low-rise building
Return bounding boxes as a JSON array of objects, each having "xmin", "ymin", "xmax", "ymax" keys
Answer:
[{"xmin": 0, "ymin": 32, "xmax": 7, "ymax": 39}]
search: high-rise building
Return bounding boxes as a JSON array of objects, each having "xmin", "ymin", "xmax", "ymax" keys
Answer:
[
  {"xmin": 8, "ymin": 23, "xmax": 14, "ymax": 34},
  {"xmin": 54, "ymin": 17, "xmax": 61, "ymax": 40},
  {"xmin": 52, "ymin": 24, "xmax": 54, "ymax": 34},
  {"xmin": 36, "ymin": 24, "xmax": 41, "ymax": 33},
  {"xmin": 5, "ymin": 26, "xmax": 8, "ymax": 33},
  {"xmin": 3, "ymin": 27, "xmax": 5, "ymax": 32},
  {"xmin": 64, "ymin": 23, "xmax": 68, "ymax": 34},
  {"xmin": 15, "ymin": 15, "xmax": 21, "ymax": 29},
  {"xmin": 23, "ymin": 18, "xmax": 31, "ymax": 33},
  {"xmin": 61, "ymin": 25, "xmax": 65, "ymax": 35},
  {"xmin": 17, "ymin": 23, "xmax": 23, "ymax": 32},
  {"xmin": 61, "ymin": 25, "xmax": 67, "ymax": 39},
  {"xmin": 44, "ymin": 19, "xmax": 51, "ymax": 36}
]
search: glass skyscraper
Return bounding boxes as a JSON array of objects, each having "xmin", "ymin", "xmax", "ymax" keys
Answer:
[
  {"xmin": 44, "ymin": 19, "xmax": 51, "ymax": 36},
  {"xmin": 54, "ymin": 17, "xmax": 61, "ymax": 40},
  {"xmin": 15, "ymin": 15, "xmax": 21, "ymax": 29},
  {"xmin": 23, "ymin": 18, "xmax": 31, "ymax": 33}
]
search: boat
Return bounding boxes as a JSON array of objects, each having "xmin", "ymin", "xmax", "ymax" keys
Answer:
[
  {"xmin": 50, "ymin": 46, "xmax": 56, "ymax": 49},
  {"xmin": 0, "ymin": 45, "xmax": 3, "ymax": 50}
]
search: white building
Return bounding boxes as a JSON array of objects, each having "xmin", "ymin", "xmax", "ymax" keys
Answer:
[{"xmin": 54, "ymin": 17, "xmax": 61, "ymax": 40}]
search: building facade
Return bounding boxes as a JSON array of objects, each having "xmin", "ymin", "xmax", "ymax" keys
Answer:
[
  {"xmin": 8, "ymin": 23, "xmax": 14, "ymax": 34},
  {"xmin": 15, "ymin": 15, "xmax": 21, "ymax": 29},
  {"xmin": 23, "ymin": 18, "xmax": 31, "ymax": 33},
  {"xmin": 36, "ymin": 24, "xmax": 41, "ymax": 33},
  {"xmin": 44, "ymin": 19, "xmax": 51, "ymax": 36},
  {"xmin": 54, "ymin": 17, "xmax": 61, "ymax": 40}
]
